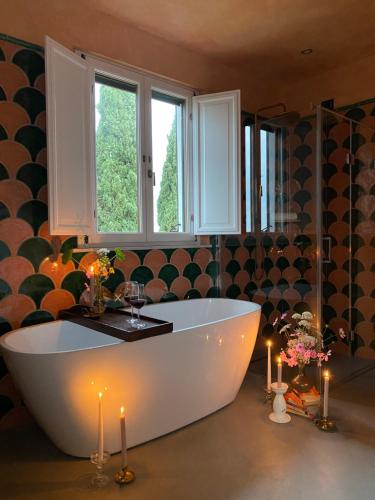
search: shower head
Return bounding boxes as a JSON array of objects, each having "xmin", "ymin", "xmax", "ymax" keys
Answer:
[{"xmin": 260, "ymin": 110, "xmax": 301, "ymax": 128}]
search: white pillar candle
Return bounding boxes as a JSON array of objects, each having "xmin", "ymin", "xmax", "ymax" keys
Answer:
[
  {"xmin": 323, "ymin": 371, "xmax": 330, "ymax": 418},
  {"xmin": 277, "ymin": 357, "xmax": 282, "ymax": 388},
  {"xmin": 267, "ymin": 341, "xmax": 272, "ymax": 392},
  {"xmin": 98, "ymin": 392, "xmax": 104, "ymax": 462},
  {"xmin": 120, "ymin": 406, "xmax": 128, "ymax": 469}
]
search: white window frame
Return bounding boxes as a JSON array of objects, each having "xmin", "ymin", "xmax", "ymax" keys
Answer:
[{"xmin": 82, "ymin": 53, "xmax": 196, "ymax": 246}]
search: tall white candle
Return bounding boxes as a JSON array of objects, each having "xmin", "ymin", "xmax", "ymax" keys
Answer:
[
  {"xmin": 120, "ymin": 406, "xmax": 128, "ymax": 469},
  {"xmin": 98, "ymin": 392, "xmax": 104, "ymax": 461},
  {"xmin": 277, "ymin": 357, "xmax": 282, "ymax": 388},
  {"xmin": 267, "ymin": 341, "xmax": 272, "ymax": 392},
  {"xmin": 323, "ymin": 371, "xmax": 330, "ymax": 418}
]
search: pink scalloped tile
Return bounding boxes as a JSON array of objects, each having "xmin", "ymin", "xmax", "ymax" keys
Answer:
[
  {"xmin": 0, "ymin": 217, "xmax": 33, "ymax": 255},
  {"xmin": 0, "ymin": 62, "xmax": 28, "ymax": 100},
  {"xmin": 143, "ymin": 249, "xmax": 167, "ymax": 275},
  {"xmin": 145, "ymin": 278, "xmax": 168, "ymax": 303},
  {"xmin": 170, "ymin": 276, "xmax": 191, "ymax": 298},
  {"xmin": 0, "ymin": 256, "xmax": 34, "ymax": 292},
  {"xmin": 0, "ymin": 140, "xmax": 31, "ymax": 178},
  {"xmin": 39, "ymin": 255, "xmax": 75, "ymax": 288},
  {"xmin": 0, "ymin": 102, "xmax": 30, "ymax": 139},
  {"xmin": 170, "ymin": 248, "xmax": 191, "ymax": 270},
  {"xmin": 0, "ymin": 179, "xmax": 32, "ymax": 216},
  {"xmin": 193, "ymin": 247, "xmax": 212, "ymax": 271},
  {"xmin": 40, "ymin": 289, "xmax": 76, "ymax": 318},
  {"xmin": 114, "ymin": 251, "xmax": 140, "ymax": 279},
  {"xmin": 0, "ymin": 294, "xmax": 35, "ymax": 329},
  {"xmin": 194, "ymin": 273, "xmax": 212, "ymax": 296}
]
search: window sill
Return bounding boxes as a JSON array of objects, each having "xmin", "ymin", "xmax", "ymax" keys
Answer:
[{"xmin": 75, "ymin": 238, "xmax": 214, "ymax": 252}]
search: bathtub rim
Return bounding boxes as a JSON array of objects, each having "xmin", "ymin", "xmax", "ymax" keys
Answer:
[{"xmin": 0, "ymin": 298, "xmax": 261, "ymax": 356}]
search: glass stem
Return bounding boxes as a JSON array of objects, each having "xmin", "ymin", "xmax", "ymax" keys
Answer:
[
  {"xmin": 137, "ymin": 309, "xmax": 140, "ymax": 320},
  {"xmin": 131, "ymin": 305, "xmax": 134, "ymax": 320}
]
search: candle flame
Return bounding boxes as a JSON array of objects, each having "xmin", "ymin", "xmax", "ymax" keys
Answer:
[
  {"xmin": 98, "ymin": 392, "xmax": 103, "ymax": 399},
  {"xmin": 90, "ymin": 265, "xmax": 94, "ymax": 272},
  {"xmin": 120, "ymin": 406, "xmax": 125, "ymax": 417},
  {"xmin": 267, "ymin": 340, "xmax": 272, "ymax": 347},
  {"xmin": 324, "ymin": 370, "xmax": 330, "ymax": 379},
  {"xmin": 104, "ymin": 386, "xmax": 108, "ymax": 392},
  {"xmin": 277, "ymin": 356, "xmax": 282, "ymax": 364}
]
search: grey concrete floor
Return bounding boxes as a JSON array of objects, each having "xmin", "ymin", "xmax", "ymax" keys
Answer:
[{"xmin": 0, "ymin": 357, "xmax": 374, "ymax": 500}]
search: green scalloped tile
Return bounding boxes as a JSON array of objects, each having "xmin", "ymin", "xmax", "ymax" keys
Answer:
[
  {"xmin": 186, "ymin": 248, "xmax": 198, "ymax": 258},
  {"xmin": 21, "ymin": 310, "xmax": 54, "ymax": 328},
  {"xmin": 0, "ymin": 241, "xmax": 10, "ymax": 260},
  {"xmin": 161, "ymin": 249, "xmax": 175, "ymax": 262},
  {"xmin": 206, "ymin": 261, "xmax": 220, "ymax": 281},
  {"xmin": 17, "ymin": 237, "xmax": 53, "ymax": 271},
  {"xmin": 0, "ymin": 357, "xmax": 7, "ymax": 378},
  {"xmin": 12, "ymin": 49, "xmax": 44, "ymax": 86},
  {"xmin": 102, "ymin": 268, "xmax": 124, "ymax": 293},
  {"xmin": 19, "ymin": 274, "xmax": 55, "ymax": 308},
  {"xmin": 0, "ymin": 87, "xmax": 5, "ymax": 101},
  {"xmin": 0, "ymin": 163, "xmax": 9, "ymax": 180},
  {"xmin": 158, "ymin": 264, "xmax": 179, "ymax": 289},
  {"xmin": 0, "ymin": 395, "xmax": 14, "ymax": 418},
  {"xmin": 0, "ymin": 317, "xmax": 12, "ymax": 336},
  {"xmin": 0, "ymin": 47, "xmax": 4, "ymax": 61},
  {"xmin": 134, "ymin": 249, "xmax": 148, "ymax": 264},
  {"xmin": 14, "ymin": 125, "xmax": 46, "ymax": 162},
  {"xmin": 160, "ymin": 292, "xmax": 178, "ymax": 302},
  {"xmin": 185, "ymin": 289, "xmax": 201, "ymax": 299},
  {"xmin": 225, "ymin": 260, "xmax": 241, "ymax": 277},
  {"xmin": 0, "ymin": 124, "xmax": 7, "ymax": 141},
  {"xmin": 14, "ymin": 87, "xmax": 46, "ymax": 124},
  {"xmin": 130, "ymin": 265, "xmax": 153, "ymax": 285},
  {"xmin": 17, "ymin": 200, "xmax": 48, "ymax": 235},
  {"xmin": 183, "ymin": 262, "xmax": 201, "ymax": 287},
  {"xmin": 61, "ymin": 270, "xmax": 87, "ymax": 302},
  {"xmin": 60, "ymin": 237, "xmax": 78, "ymax": 255},
  {"xmin": 0, "ymin": 279, "xmax": 11, "ymax": 300},
  {"xmin": 0, "ymin": 202, "xmax": 10, "ymax": 220},
  {"xmin": 226, "ymin": 284, "xmax": 241, "ymax": 299},
  {"xmin": 16, "ymin": 163, "xmax": 47, "ymax": 198},
  {"xmin": 207, "ymin": 286, "xmax": 220, "ymax": 298}
]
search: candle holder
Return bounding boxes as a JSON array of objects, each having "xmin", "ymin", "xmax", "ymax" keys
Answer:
[
  {"xmin": 90, "ymin": 451, "xmax": 110, "ymax": 487},
  {"xmin": 315, "ymin": 416, "xmax": 337, "ymax": 432},
  {"xmin": 264, "ymin": 387, "xmax": 273, "ymax": 402},
  {"xmin": 269, "ymin": 382, "xmax": 291, "ymax": 424},
  {"xmin": 114, "ymin": 466, "xmax": 136, "ymax": 485}
]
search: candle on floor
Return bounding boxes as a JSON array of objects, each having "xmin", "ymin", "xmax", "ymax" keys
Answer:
[
  {"xmin": 98, "ymin": 392, "xmax": 104, "ymax": 461},
  {"xmin": 120, "ymin": 406, "xmax": 128, "ymax": 469},
  {"xmin": 323, "ymin": 371, "xmax": 330, "ymax": 418},
  {"xmin": 266, "ymin": 340, "xmax": 272, "ymax": 392},
  {"xmin": 277, "ymin": 356, "xmax": 282, "ymax": 388}
]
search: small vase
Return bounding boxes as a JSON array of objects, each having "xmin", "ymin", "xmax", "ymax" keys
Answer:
[
  {"xmin": 91, "ymin": 279, "xmax": 106, "ymax": 318},
  {"xmin": 291, "ymin": 362, "xmax": 313, "ymax": 393}
]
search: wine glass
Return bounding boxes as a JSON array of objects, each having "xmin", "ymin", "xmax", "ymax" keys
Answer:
[
  {"xmin": 123, "ymin": 281, "xmax": 138, "ymax": 324},
  {"xmin": 130, "ymin": 284, "xmax": 147, "ymax": 329}
]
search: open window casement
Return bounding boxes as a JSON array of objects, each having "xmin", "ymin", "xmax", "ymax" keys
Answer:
[
  {"xmin": 192, "ymin": 90, "xmax": 241, "ymax": 235},
  {"xmin": 46, "ymin": 36, "xmax": 241, "ymax": 241},
  {"xmin": 45, "ymin": 36, "xmax": 94, "ymax": 235}
]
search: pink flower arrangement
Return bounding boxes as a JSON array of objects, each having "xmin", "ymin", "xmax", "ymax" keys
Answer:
[{"xmin": 274, "ymin": 312, "xmax": 344, "ymax": 368}]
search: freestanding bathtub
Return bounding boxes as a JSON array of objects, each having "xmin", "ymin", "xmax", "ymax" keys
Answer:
[{"xmin": 0, "ymin": 298, "xmax": 260, "ymax": 457}]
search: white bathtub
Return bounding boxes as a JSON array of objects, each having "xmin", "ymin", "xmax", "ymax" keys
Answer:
[{"xmin": 0, "ymin": 298, "xmax": 260, "ymax": 457}]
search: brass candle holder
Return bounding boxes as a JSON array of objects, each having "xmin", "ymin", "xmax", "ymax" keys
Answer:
[
  {"xmin": 114, "ymin": 466, "xmax": 136, "ymax": 485},
  {"xmin": 315, "ymin": 416, "xmax": 337, "ymax": 432}
]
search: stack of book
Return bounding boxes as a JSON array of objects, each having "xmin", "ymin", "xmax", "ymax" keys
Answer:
[{"xmin": 284, "ymin": 386, "xmax": 320, "ymax": 419}]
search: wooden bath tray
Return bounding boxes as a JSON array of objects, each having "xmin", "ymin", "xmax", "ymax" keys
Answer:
[{"xmin": 58, "ymin": 305, "xmax": 173, "ymax": 342}]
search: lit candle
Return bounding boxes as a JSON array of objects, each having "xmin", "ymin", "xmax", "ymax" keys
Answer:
[
  {"xmin": 323, "ymin": 371, "xmax": 330, "ymax": 418},
  {"xmin": 266, "ymin": 340, "xmax": 272, "ymax": 392},
  {"xmin": 120, "ymin": 406, "xmax": 128, "ymax": 469},
  {"xmin": 98, "ymin": 392, "xmax": 104, "ymax": 462},
  {"xmin": 277, "ymin": 356, "xmax": 282, "ymax": 388}
]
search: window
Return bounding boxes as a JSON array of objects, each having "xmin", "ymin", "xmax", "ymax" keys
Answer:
[{"xmin": 45, "ymin": 36, "xmax": 241, "ymax": 245}]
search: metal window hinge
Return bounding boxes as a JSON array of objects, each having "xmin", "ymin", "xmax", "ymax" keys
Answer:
[
  {"xmin": 189, "ymin": 113, "xmax": 193, "ymax": 120},
  {"xmin": 94, "ymin": 209, "xmax": 96, "ymax": 218}
]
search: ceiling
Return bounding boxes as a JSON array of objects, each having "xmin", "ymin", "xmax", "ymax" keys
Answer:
[{"xmin": 81, "ymin": 0, "xmax": 375, "ymax": 83}]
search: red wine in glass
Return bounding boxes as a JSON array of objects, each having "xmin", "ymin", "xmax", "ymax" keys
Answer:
[{"xmin": 129, "ymin": 298, "xmax": 146, "ymax": 309}]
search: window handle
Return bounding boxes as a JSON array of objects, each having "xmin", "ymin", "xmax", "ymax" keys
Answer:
[{"xmin": 147, "ymin": 169, "xmax": 156, "ymax": 186}]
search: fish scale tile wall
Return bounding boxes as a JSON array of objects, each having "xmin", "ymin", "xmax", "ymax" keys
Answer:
[{"xmin": 0, "ymin": 37, "xmax": 220, "ymax": 428}]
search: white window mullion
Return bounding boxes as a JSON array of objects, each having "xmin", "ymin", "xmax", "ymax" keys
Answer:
[{"xmin": 142, "ymin": 78, "xmax": 154, "ymax": 242}]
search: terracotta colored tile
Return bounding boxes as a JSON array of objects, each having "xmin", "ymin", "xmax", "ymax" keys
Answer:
[
  {"xmin": 328, "ymin": 121, "xmax": 351, "ymax": 144},
  {"xmin": 232, "ymin": 246, "xmax": 248, "ymax": 267},
  {"xmin": 114, "ymin": 251, "xmax": 140, "ymax": 280},
  {"xmin": 39, "ymin": 255, "xmax": 75, "ymax": 288},
  {"xmin": 35, "ymin": 147, "xmax": 47, "ymax": 166},
  {"xmin": 354, "ymin": 321, "xmax": 373, "ymax": 346},
  {"xmin": 193, "ymin": 248, "xmax": 212, "ymax": 271},
  {"xmin": 40, "ymin": 289, "xmax": 76, "ymax": 318},
  {"xmin": 237, "ymin": 293, "xmax": 249, "ymax": 301},
  {"xmin": 78, "ymin": 252, "xmax": 99, "ymax": 273},
  {"xmin": 36, "ymin": 184, "xmax": 48, "ymax": 204},
  {"xmin": 0, "ymin": 217, "xmax": 33, "ymax": 255},
  {"xmin": 143, "ymin": 249, "xmax": 167, "ymax": 275},
  {"xmin": 0, "ymin": 140, "xmax": 31, "ymax": 178},
  {"xmin": 355, "ymin": 271, "xmax": 375, "ymax": 296},
  {"xmin": 0, "ymin": 406, "xmax": 32, "ymax": 431},
  {"xmin": 0, "ymin": 179, "xmax": 32, "ymax": 216},
  {"xmin": 328, "ymin": 270, "xmax": 350, "ymax": 290},
  {"xmin": 355, "ymin": 247, "xmax": 375, "ymax": 270},
  {"xmin": 282, "ymin": 288, "xmax": 300, "ymax": 302},
  {"xmin": 220, "ymin": 271, "xmax": 232, "ymax": 295},
  {"xmin": 267, "ymin": 267, "xmax": 282, "ymax": 283},
  {"xmin": 220, "ymin": 247, "xmax": 232, "ymax": 267},
  {"xmin": 170, "ymin": 276, "xmax": 191, "ymax": 299},
  {"xmin": 354, "ymin": 296, "xmax": 375, "ymax": 321},
  {"xmin": 331, "ymin": 245, "xmax": 350, "ymax": 268},
  {"xmin": 327, "ymin": 197, "xmax": 349, "ymax": 220},
  {"xmin": 329, "ymin": 222, "xmax": 351, "ymax": 245},
  {"xmin": 0, "ymin": 102, "xmax": 30, "ymax": 138},
  {"xmin": 170, "ymin": 248, "xmax": 191, "ymax": 270},
  {"xmin": 268, "ymin": 287, "xmax": 282, "ymax": 300},
  {"xmin": 0, "ymin": 62, "xmax": 28, "ymax": 99},
  {"xmin": 328, "ymin": 293, "xmax": 348, "ymax": 316},
  {"xmin": 356, "ymin": 168, "xmax": 375, "ymax": 193},
  {"xmin": 34, "ymin": 74, "xmax": 45, "ymax": 95},
  {"xmin": 355, "ymin": 143, "xmax": 375, "ymax": 168},
  {"xmin": 145, "ymin": 278, "xmax": 168, "ymax": 303},
  {"xmin": 328, "ymin": 149, "xmax": 350, "ymax": 173},
  {"xmin": 194, "ymin": 273, "xmax": 212, "ymax": 296},
  {"xmin": 282, "ymin": 267, "xmax": 300, "ymax": 282},
  {"xmin": 355, "ymin": 194, "xmax": 375, "ymax": 218},
  {"xmin": 233, "ymin": 270, "xmax": 249, "ymax": 290},
  {"xmin": 354, "ymin": 346, "xmax": 375, "ymax": 360},
  {"xmin": 355, "ymin": 220, "xmax": 375, "ymax": 241},
  {"xmin": 0, "ymin": 256, "xmax": 34, "ymax": 292},
  {"xmin": 34, "ymin": 110, "xmax": 46, "ymax": 131},
  {"xmin": 0, "ymin": 293, "xmax": 35, "ymax": 329}
]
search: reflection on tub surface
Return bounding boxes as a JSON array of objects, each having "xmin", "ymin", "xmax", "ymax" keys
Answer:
[{"xmin": 0, "ymin": 298, "xmax": 261, "ymax": 457}]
